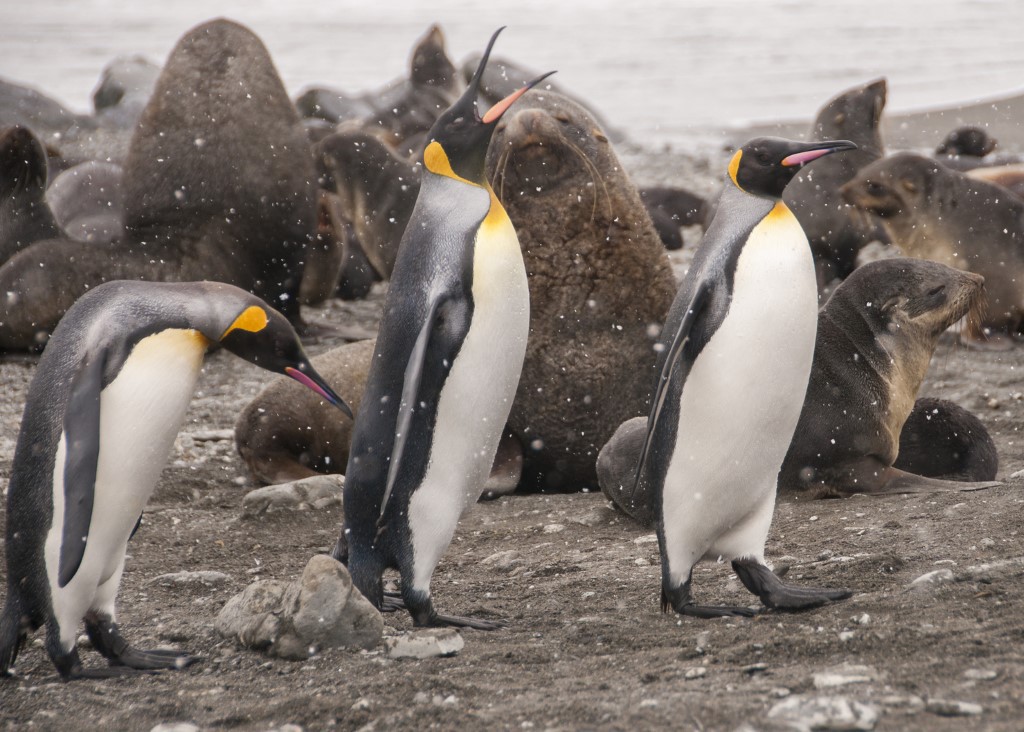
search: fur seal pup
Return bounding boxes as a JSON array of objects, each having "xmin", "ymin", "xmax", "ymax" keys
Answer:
[
  {"xmin": 895, "ymin": 397, "xmax": 998, "ymax": 482},
  {"xmin": 784, "ymin": 78, "xmax": 889, "ymax": 286},
  {"xmin": 46, "ymin": 161, "xmax": 124, "ymax": 245},
  {"xmin": 631, "ymin": 137, "xmax": 856, "ymax": 618},
  {"xmin": 841, "ymin": 152, "xmax": 1024, "ymax": 341},
  {"xmin": 639, "ymin": 186, "xmax": 709, "ymax": 250},
  {"xmin": 780, "ymin": 257, "xmax": 1000, "ymax": 495},
  {"xmin": 0, "ymin": 280, "xmax": 350, "ymax": 680},
  {"xmin": 335, "ymin": 30, "xmax": 552, "ymax": 629},
  {"xmin": 0, "ymin": 19, "xmax": 318, "ymax": 352},
  {"xmin": 0, "ymin": 125, "xmax": 59, "ymax": 265},
  {"xmin": 935, "ymin": 125, "xmax": 999, "ymax": 170},
  {"xmin": 487, "ymin": 90, "xmax": 677, "ymax": 490}
]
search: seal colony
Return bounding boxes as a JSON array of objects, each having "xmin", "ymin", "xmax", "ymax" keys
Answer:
[{"xmin": 0, "ymin": 14, "xmax": 1020, "ymax": 690}]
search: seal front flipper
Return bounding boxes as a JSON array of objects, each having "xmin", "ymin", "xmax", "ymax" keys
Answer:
[
  {"xmin": 732, "ymin": 558, "xmax": 851, "ymax": 611},
  {"xmin": 867, "ymin": 467, "xmax": 1001, "ymax": 495},
  {"xmin": 58, "ymin": 350, "xmax": 105, "ymax": 588}
]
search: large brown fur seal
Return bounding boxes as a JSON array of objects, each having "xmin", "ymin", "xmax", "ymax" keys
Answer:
[
  {"xmin": 784, "ymin": 78, "xmax": 889, "ymax": 286},
  {"xmin": 599, "ymin": 258, "xmax": 999, "ymax": 524},
  {"xmin": 841, "ymin": 152, "xmax": 1024, "ymax": 340},
  {"xmin": 0, "ymin": 19, "xmax": 317, "ymax": 351},
  {"xmin": 487, "ymin": 90, "xmax": 676, "ymax": 490}
]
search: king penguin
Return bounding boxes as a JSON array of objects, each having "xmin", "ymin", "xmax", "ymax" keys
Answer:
[
  {"xmin": 0, "ymin": 280, "xmax": 351, "ymax": 679},
  {"xmin": 632, "ymin": 137, "xmax": 858, "ymax": 618},
  {"xmin": 334, "ymin": 28, "xmax": 554, "ymax": 630}
]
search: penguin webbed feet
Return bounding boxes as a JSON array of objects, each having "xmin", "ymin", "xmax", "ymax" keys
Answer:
[
  {"xmin": 84, "ymin": 616, "xmax": 198, "ymax": 673},
  {"xmin": 405, "ymin": 591, "xmax": 505, "ymax": 631},
  {"xmin": 661, "ymin": 581, "xmax": 758, "ymax": 619},
  {"xmin": 732, "ymin": 558, "xmax": 852, "ymax": 611}
]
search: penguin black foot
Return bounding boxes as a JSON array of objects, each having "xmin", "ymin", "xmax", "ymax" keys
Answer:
[
  {"xmin": 381, "ymin": 592, "xmax": 405, "ymax": 613},
  {"xmin": 661, "ymin": 582, "xmax": 758, "ymax": 618},
  {"xmin": 404, "ymin": 591, "xmax": 505, "ymax": 630},
  {"xmin": 732, "ymin": 558, "xmax": 852, "ymax": 611},
  {"xmin": 84, "ymin": 616, "xmax": 198, "ymax": 671}
]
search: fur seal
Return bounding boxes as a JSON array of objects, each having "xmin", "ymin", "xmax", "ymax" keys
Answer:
[
  {"xmin": 784, "ymin": 78, "xmax": 889, "ymax": 286},
  {"xmin": 487, "ymin": 90, "xmax": 677, "ymax": 490},
  {"xmin": 45, "ymin": 161, "xmax": 124, "ymax": 244},
  {"xmin": 841, "ymin": 152, "xmax": 1024, "ymax": 341},
  {"xmin": 0, "ymin": 19, "xmax": 317, "ymax": 351},
  {"xmin": 934, "ymin": 125, "xmax": 998, "ymax": 171},
  {"xmin": 600, "ymin": 257, "xmax": 998, "ymax": 523},
  {"xmin": 638, "ymin": 186, "xmax": 708, "ymax": 250},
  {"xmin": 967, "ymin": 163, "xmax": 1024, "ymax": 201},
  {"xmin": 0, "ymin": 125, "xmax": 59, "ymax": 265}
]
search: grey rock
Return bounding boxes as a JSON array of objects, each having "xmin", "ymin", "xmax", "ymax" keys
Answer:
[
  {"xmin": 149, "ymin": 725, "xmax": 199, "ymax": 732},
  {"xmin": 958, "ymin": 556, "xmax": 1024, "ymax": 582},
  {"xmin": 385, "ymin": 628, "xmax": 464, "ymax": 659},
  {"xmin": 149, "ymin": 571, "xmax": 229, "ymax": 587},
  {"xmin": 925, "ymin": 699, "xmax": 983, "ymax": 717},
  {"xmin": 216, "ymin": 555, "xmax": 382, "ymax": 660},
  {"xmin": 242, "ymin": 474, "xmax": 344, "ymax": 516},
  {"xmin": 963, "ymin": 668, "xmax": 998, "ymax": 681},
  {"xmin": 908, "ymin": 569, "xmax": 954, "ymax": 590},
  {"xmin": 480, "ymin": 550, "xmax": 524, "ymax": 572},
  {"xmin": 768, "ymin": 695, "xmax": 880, "ymax": 731},
  {"xmin": 813, "ymin": 664, "xmax": 878, "ymax": 689}
]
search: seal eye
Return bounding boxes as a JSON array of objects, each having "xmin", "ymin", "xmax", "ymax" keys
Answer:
[{"xmin": 866, "ymin": 181, "xmax": 887, "ymax": 197}]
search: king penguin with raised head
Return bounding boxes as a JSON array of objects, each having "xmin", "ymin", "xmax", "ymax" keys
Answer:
[
  {"xmin": 0, "ymin": 280, "xmax": 352, "ymax": 679},
  {"xmin": 632, "ymin": 137, "xmax": 858, "ymax": 618},
  {"xmin": 335, "ymin": 28, "xmax": 553, "ymax": 630}
]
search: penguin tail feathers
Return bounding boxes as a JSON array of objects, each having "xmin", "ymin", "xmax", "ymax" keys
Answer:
[{"xmin": 0, "ymin": 594, "xmax": 28, "ymax": 677}]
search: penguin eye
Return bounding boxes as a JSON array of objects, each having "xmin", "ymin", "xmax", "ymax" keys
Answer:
[{"xmin": 756, "ymin": 151, "xmax": 771, "ymax": 165}]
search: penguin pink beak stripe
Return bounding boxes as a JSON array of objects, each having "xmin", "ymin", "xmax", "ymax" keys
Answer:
[
  {"xmin": 781, "ymin": 148, "xmax": 835, "ymax": 167},
  {"xmin": 285, "ymin": 366, "xmax": 353, "ymax": 418},
  {"xmin": 481, "ymin": 70, "xmax": 557, "ymax": 124}
]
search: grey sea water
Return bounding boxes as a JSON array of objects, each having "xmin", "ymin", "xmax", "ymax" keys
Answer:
[{"xmin": 2, "ymin": 0, "xmax": 1024, "ymax": 147}]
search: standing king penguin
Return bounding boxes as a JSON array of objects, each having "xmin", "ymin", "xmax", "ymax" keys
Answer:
[
  {"xmin": 0, "ymin": 281, "xmax": 351, "ymax": 679},
  {"xmin": 335, "ymin": 28, "xmax": 553, "ymax": 629},
  {"xmin": 633, "ymin": 137, "xmax": 858, "ymax": 618}
]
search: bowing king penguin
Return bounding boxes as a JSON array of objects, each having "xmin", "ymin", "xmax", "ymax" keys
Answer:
[
  {"xmin": 0, "ymin": 281, "xmax": 351, "ymax": 679},
  {"xmin": 334, "ymin": 28, "xmax": 553, "ymax": 630},
  {"xmin": 632, "ymin": 137, "xmax": 858, "ymax": 618}
]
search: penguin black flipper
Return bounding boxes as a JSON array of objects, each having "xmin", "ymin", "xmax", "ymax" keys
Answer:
[
  {"xmin": 630, "ymin": 279, "xmax": 711, "ymax": 502},
  {"xmin": 57, "ymin": 350, "xmax": 105, "ymax": 588},
  {"xmin": 378, "ymin": 296, "xmax": 444, "ymax": 522}
]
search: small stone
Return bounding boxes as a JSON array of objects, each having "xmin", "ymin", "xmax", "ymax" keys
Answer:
[
  {"xmin": 854, "ymin": 613, "xmax": 871, "ymax": 626},
  {"xmin": 188, "ymin": 429, "xmax": 235, "ymax": 442},
  {"xmin": 638, "ymin": 699, "xmax": 659, "ymax": 708},
  {"xmin": 979, "ymin": 538, "xmax": 995, "ymax": 548},
  {"xmin": 695, "ymin": 630, "xmax": 711, "ymax": 654},
  {"xmin": 542, "ymin": 523, "xmax": 565, "ymax": 534},
  {"xmin": 480, "ymin": 550, "xmax": 524, "ymax": 571},
  {"xmin": 633, "ymin": 534, "xmax": 659, "ymax": 545},
  {"xmin": 1011, "ymin": 469, "xmax": 1024, "ymax": 480},
  {"xmin": 413, "ymin": 692, "xmax": 429, "ymax": 704},
  {"xmin": 986, "ymin": 397, "xmax": 1000, "ymax": 409},
  {"xmin": 351, "ymin": 699, "xmax": 371, "ymax": 711},
  {"xmin": 743, "ymin": 663, "xmax": 768, "ymax": 675},
  {"xmin": 385, "ymin": 628, "xmax": 464, "ymax": 659},
  {"xmin": 149, "ymin": 571, "xmax": 229, "ymax": 587},
  {"xmin": 879, "ymin": 695, "xmax": 924, "ymax": 712},
  {"xmin": 150, "ymin": 725, "xmax": 200, "ymax": 732},
  {"xmin": 768, "ymin": 695, "xmax": 880, "ymax": 731},
  {"xmin": 634, "ymin": 557, "xmax": 650, "ymax": 566},
  {"xmin": 684, "ymin": 667, "xmax": 706, "ymax": 680},
  {"xmin": 271, "ymin": 726, "xmax": 303, "ymax": 732},
  {"xmin": 838, "ymin": 631, "xmax": 855, "ymax": 642},
  {"xmin": 242, "ymin": 475, "xmax": 344, "ymax": 516},
  {"xmin": 771, "ymin": 688, "xmax": 791, "ymax": 698},
  {"xmin": 813, "ymin": 665, "xmax": 876, "ymax": 688},
  {"xmin": 963, "ymin": 669, "xmax": 998, "ymax": 681},
  {"xmin": 925, "ymin": 699, "xmax": 983, "ymax": 717},
  {"xmin": 908, "ymin": 569, "xmax": 954, "ymax": 590}
]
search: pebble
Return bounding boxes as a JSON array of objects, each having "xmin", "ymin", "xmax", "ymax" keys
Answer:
[
  {"xmin": 241, "ymin": 474, "xmax": 344, "ymax": 516},
  {"xmin": 908, "ymin": 569, "xmax": 954, "ymax": 590},
  {"xmin": 684, "ymin": 667, "xmax": 706, "ymax": 680},
  {"xmin": 1010, "ymin": 468, "xmax": 1024, "ymax": 480},
  {"xmin": 148, "ymin": 571, "xmax": 229, "ymax": 587},
  {"xmin": 542, "ymin": 523, "xmax": 566, "ymax": 534},
  {"xmin": 925, "ymin": 699, "xmax": 983, "ymax": 717},
  {"xmin": 150, "ymin": 725, "xmax": 199, "ymax": 732},
  {"xmin": 963, "ymin": 669, "xmax": 998, "ymax": 681},
  {"xmin": 634, "ymin": 534, "xmax": 658, "ymax": 544},
  {"xmin": 480, "ymin": 550, "xmax": 524, "ymax": 572},
  {"xmin": 768, "ymin": 695, "xmax": 880, "ymax": 731},
  {"xmin": 351, "ymin": 699, "xmax": 371, "ymax": 711},
  {"xmin": 385, "ymin": 628, "xmax": 464, "ymax": 659},
  {"xmin": 838, "ymin": 631, "xmax": 855, "ymax": 642},
  {"xmin": 215, "ymin": 554, "xmax": 382, "ymax": 660},
  {"xmin": 813, "ymin": 665, "xmax": 876, "ymax": 688}
]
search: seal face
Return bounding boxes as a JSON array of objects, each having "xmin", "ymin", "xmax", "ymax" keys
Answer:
[
  {"xmin": 842, "ymin": 152, "xmax": 1024, "ymax": 339},
  {"xmin": 487, "ymin": 90, "xmax": 677, "ymax": 490},
  {"xmin": 780, "ymin": 257, "xmax": 994, "ymax": 495}
]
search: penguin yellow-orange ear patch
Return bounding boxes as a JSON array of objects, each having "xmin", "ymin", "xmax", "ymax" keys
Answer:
[
  {"xmin": 423, "ymin": 141, "xmax": 475, "ymax": 186},
  {"xmin": 728, "ymin": 150, "xmax": 744, "ymax": 190},
  {"xmin": 221, "ymin": 305, "xmax": 268, "ymax": 339}
]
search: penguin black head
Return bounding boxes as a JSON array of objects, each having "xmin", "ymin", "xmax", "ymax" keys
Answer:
[
  {"xmin": 217, "ymin": 303, "xmax": 354, "ymax": 419},
  {"xmin": 728, "ymin": 137, "xmax": 858, "ymax": 199},
  {"xmin": 422, "ymin": 27, "xmax": 555, "ymax": 185}
]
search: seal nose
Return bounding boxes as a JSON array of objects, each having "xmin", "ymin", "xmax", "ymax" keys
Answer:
[{"xmin": 504, "ymin": 109, "xmax": 556, "ymax": 149}]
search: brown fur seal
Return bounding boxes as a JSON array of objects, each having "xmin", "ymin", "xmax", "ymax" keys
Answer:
[
  {"xmin": 315, "ymin": 125, "xmax": 420, "ymax": 280},
  {"xmin": 487, "ymin": 90, "xmax": 676, "ymax": 490},
  {"xmin": 0, "ymin": 125, "xmax": 59, "ymax": 265},
  {"xmin": 600, "ymin": 258, "xmax": 998, "ymax": 523},
  {"xmin": 784, "ymin": 78, "xmax": 889, "ymax": 286},
  {"xmin": 0, "ymin": 19, "xmax": 317, "ymax": 351},
  {"xmin": 967, "ymin": 163, "xmax": 1024, "ymax": 201},
  {"xmin": 45, "ymin": 161, "xmax": 124, "ymax": 244},
  {"xmin": 638, "ymin": 186, "xmax": 708, "ymax": 250},
  {"xmin": 935, "ymin": 125, "xmax": 998, "ymax": 171},
  {"xmin": 841, "ymin": 152, "xmax": 1024, "ymax": 341}
]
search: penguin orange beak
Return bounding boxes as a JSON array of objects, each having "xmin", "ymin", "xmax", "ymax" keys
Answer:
[
  {"xmin": 285, "ymin": 365, "xmax": 354, "ymax": 419},
  {"xmin": 481, "ymin": 70, "xmax": 558, "ymax": 124},
  {"xmin": 781, "ymin": 140, "xmax": 858, "ymax": 167}
]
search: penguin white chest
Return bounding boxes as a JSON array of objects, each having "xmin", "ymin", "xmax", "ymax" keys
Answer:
[
  {"xmin": 406, "ymin": 200, "xmax": 530, "ymax": 590},
  {"xmin": 662, "ymin": 205, "xmax": 817, "ymax": 567},
  {"xmin": 45, "ymin": 329, "xmax": 208, "ymax": 620}
]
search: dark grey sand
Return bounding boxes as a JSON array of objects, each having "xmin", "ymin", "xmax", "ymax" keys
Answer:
[{"xmin": 2, "ymin": 137, "xmax": 1024, "ymax": 731}]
